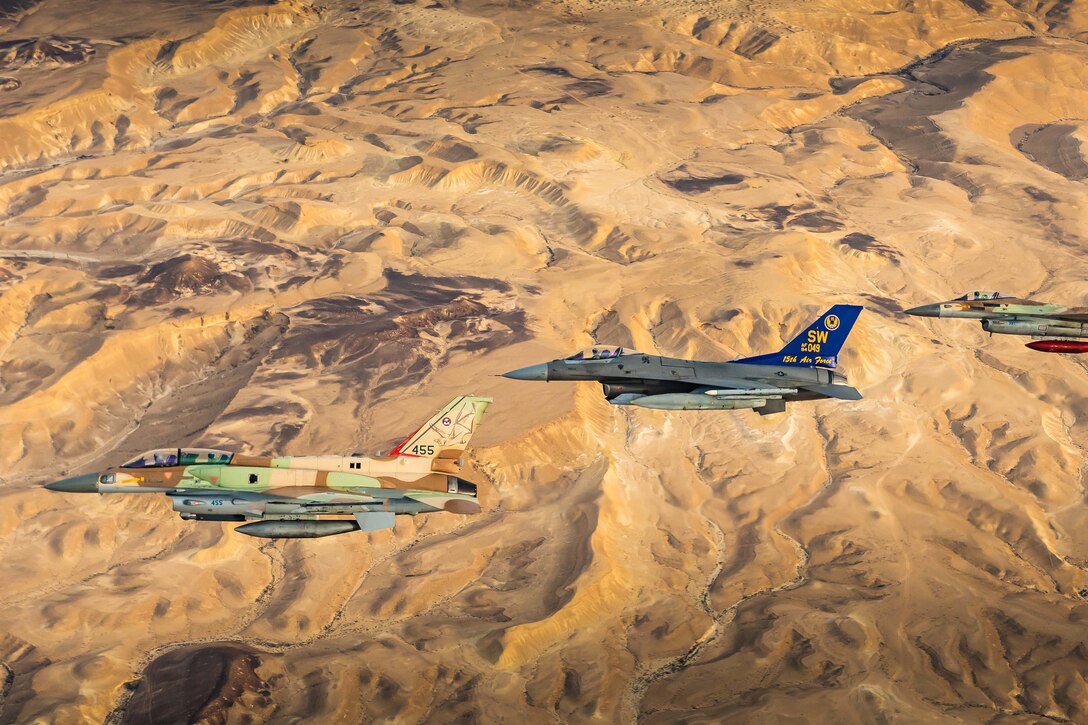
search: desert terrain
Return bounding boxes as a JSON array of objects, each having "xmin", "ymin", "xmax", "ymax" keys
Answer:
[{"xmin": 1, "ymin": 0, "xmax": 1088, "ymax": 721}]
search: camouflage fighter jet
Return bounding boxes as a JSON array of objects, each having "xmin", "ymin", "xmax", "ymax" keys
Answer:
[
  {"xmin": 906, "ymin": 291, "xmax": 1088, "ymax": 353},
  {"xmin": 44, "ymin": 396, "xmax": 491, "ymax": 539},
  {"xmin": 502, "ymin": 305, "xmax": 863, "ymax": 413}
]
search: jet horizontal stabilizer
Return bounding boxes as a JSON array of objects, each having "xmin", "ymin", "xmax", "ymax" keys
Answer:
[
  {"xmin": 757, "ymin": 400, "xmax": 787, "ymax": 416},
  {"xmin": 355, "ymin": 511, "xmax": 395, "ymax": 532},
  {"xmin": 799, "ymin": 384, "xmax": 863, "ymax": 400}
]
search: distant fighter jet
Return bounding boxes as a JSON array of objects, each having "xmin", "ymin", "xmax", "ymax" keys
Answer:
[
  {"xmin": 502, "ymin": 305, "xmax": 863, "ymax": 413},
  {"xmin": 44, "ymin": 396, "xmax": 491, "ymax": 539},
  {"xmin": 906, "ymin": 291, "xmax": 1088, "ymax": 353}
]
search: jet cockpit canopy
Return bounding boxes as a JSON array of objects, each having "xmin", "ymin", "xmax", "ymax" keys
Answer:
[
  {"xmin": 564, "ymin": 345, "xmax": 642, "ymax": 361},
  {"xmin": 120, "ymin": 448, "xmax": 234, "ymax": 468},
  {"xmin": 955, "ymin": 291, "xmax": 1008, "ymax": 301}
]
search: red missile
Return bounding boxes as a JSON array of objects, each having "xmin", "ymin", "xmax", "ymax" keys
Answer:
[{"xmin": 1026, "ymin": 340, "xmax": 1088, "ymax": 354}]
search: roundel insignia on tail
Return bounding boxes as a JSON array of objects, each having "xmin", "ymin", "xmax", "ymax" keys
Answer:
[
  {"xmin": 825, "ymin": 314, "xmax": 840, "ymax": 331},
  {"xmin": 441, "ymin": 417, "xmax": 452, "ymax": 426}
]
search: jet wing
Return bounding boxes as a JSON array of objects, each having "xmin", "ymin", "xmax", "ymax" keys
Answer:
[
  {"xmin": 707, "ymin": 384, "xmax": 862, "ymax": 400},
  {"xmin": 982, "ymin": 309, "xmax": 1088, "ymax": 322},
  {"xmin": 692, "ymin": 376, "xmax": 787, "ymax": 390},
  {"xmin": 907, "ymin": 305, "xmax": 1088, "ymax": 325}
]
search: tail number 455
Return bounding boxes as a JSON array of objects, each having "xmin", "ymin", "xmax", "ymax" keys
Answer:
[{"xmin": 409, "ymin": 444, "xmax": 435, "ymax": 456}]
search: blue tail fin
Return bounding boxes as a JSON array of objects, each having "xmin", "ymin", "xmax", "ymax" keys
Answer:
[{"xmin": 737, "ymin": 305, "xmax": 863, "ymax": 369}]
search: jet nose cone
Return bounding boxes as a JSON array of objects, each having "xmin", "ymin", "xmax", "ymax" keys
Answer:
[
  {"xmin": 502, "ymin": 363, "xmax": 549, "ymax": 381},
  {"xmin": 905, "ymin": 303, "xmax": 940, "ymax": 318},
  {"xmin": 44, "ymin": 473, "xmax": 99, "ymax": 493}
]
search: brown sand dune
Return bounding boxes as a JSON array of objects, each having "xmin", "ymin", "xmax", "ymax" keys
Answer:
[{"xmin": 2, "ymin": 0, "xmax": 1088, "ymax": 722}]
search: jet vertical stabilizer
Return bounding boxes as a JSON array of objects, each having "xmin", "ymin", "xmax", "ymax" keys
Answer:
[
  {"xmin": 390, "ymin": 395, "xmax": 492, "ymax": 461},
  {"xmin": 736, "ymin": 304, "xmax": 863, "ymax": 369}
]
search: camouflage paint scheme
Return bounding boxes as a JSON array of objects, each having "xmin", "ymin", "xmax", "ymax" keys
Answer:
[
  {"xmin": 44, "ymin": 396, "xmax": 491, "ymax": 538},
  {"xmin": 906, "ymin": 291, "xmax": 1088, "ymax": 352},
  {"xmin": 503, "ymin": 306, "xmax": 864, "ymax": 415}
]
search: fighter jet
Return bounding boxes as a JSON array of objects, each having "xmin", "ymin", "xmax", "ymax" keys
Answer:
[
  {"xmin": 502, "ymin": 305, "xmax": 863, "ymax": 413},
  {"xmin": 44, "ymin": 396, "xmax": 491, "ymax": 539},
  {"xmin": 906, "ymin": 291, "xmax": 1088, "ymax": 353}
]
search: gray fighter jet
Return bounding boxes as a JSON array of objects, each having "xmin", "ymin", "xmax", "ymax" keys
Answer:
[{"xmin": 503, "ymin": 305, "xmax": 863, "ymax": 414}]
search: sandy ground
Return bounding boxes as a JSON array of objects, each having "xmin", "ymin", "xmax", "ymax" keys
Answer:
[{"xmin": 1, "ymin": 0, "xmax": 1088, "ymax": 721}]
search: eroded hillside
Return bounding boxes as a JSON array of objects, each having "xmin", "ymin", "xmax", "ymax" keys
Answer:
[{"xmin": 1, "ymin": 0, "xmax": 1088, "ymax": 722}]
